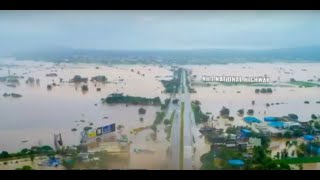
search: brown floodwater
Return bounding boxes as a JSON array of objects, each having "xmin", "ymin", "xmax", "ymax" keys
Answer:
[
  {"xmin": 186, "ymin": 63, "xmax": 320, "ymax": 126},
  {"xmin": 0, "ymin": 60, "xmax": 172, "ymax": 154},
  {"xmin": 1, "ymin": 60, "xmax": 320, "ymax": 169},
  {"xmin": 302, "ymin": 163, "xmax": 320, "ymax": 170}
]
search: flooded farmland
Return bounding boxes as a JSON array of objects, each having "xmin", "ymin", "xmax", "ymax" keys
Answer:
[{"xmin": 0, "ymin": 59, "xmax": 172, "ymax": 155}]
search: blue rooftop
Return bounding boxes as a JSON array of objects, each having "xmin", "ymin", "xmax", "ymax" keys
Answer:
[
  {"xmin": 228, "ymin": 159, "xmax": 245, "ymax": 166},
  {"xmin": 264, "ymin": 117, "xmax": 278, "ymax": 121},
  {"xmin": 241, "ymin": 129, "xmax": 251, "ymax": 134},
  {"xmin": 304, "ymin": 135, "xmax": 315, "ymax": 141},
  {"xmin": 48, "ymin": 158, "xmax": 60, "ymax": 167},
  {"xmin": 243, "ymin": 117, "xmax": 261, "ymax": 124}
]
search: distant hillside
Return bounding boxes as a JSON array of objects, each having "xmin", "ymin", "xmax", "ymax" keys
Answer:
[{"xmin": 11, "ymin": 46, "xmax": 320, "ymax": 64}]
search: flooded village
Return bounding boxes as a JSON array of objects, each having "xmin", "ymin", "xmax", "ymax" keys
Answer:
[
  {"xmin": 2, "ymin": 9, "xmax": 320, "ymax": 171},
  {"xmin": 0, "ymin": 59, "xmax": 320, "ymax": 170},
  {"xmin": 187, "ymin": 63, "xmax": 320, "ymax": 170}
]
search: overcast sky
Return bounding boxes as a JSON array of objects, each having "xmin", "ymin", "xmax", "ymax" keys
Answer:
[{"xmin": 0, "ymin": 10, "xmax": 320, "ymax": 52}]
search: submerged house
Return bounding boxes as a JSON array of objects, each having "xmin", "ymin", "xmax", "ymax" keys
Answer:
[
  {"xmin": 199, "ymin": 127, "xmax": 224, "ymax": 136},
  {"xmin": 225, "ymin": 139, "xmax": 237, "ymax": 148},
  {"xmin": 207, "ymin": 135, "xmax": 226, "ymax": 145},
  {"xmin": 240, "ymin": 129, "xmax": 251, "ymax": 138},
  {"xmin": 254, "ymin": 123, "xmax": 272, "ymax": 137},
  {"xmin": 300, "ymin": 122, "xmax": 312, "ymax": 131},
  {"xmin": 247, "ymin": 137, "xmax": 262, "ymax": 149}
]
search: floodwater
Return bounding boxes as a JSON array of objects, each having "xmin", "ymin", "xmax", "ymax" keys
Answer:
[
  {"xmin": 1, "ymin": 60, "xmax": 320, "ymax": 169},
  {"xmin": 0, "ymin": 59, "xmax": 172, "ymax": 156},
  {"xmin": 185, "ymin": 63, "xmax": 320, "ymax": 83},
  {"xmin": 186, "ymin": 63, "xmax": 320, "ymax": 125},
  {"xmin": 302, "ymin": 163, "xmax": 320, "ymax": 170},
  {"xmin": 269, "ymin": 138, "xmax": 303, "ymax": 158}
]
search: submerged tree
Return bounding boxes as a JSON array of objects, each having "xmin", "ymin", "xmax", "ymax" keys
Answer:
[
  {"xmin": 247, "ymin": 109, "xmax": 254, "ymax": 115},
  {"xmin": 138, "ymin": 108, "xmax": 146, "ymax": 115},
  {"xmin": 266, "ymin": 88, "xmax": 273, "ymax": 93},
  {"xmin": 311, "ymin": 114, "xmax": 317, "ymax": 120},
  {"xmin": 164, "ymin": 119, "xmax": 170, "ymax": 126},
  {"xmin": 47, "ymin": 85, "xmax": 52, "ymax": 90},
  {"xmin": 220, "ymin": 106, "xmax": 230, "ymax": 118},
  {"xmin": 237, "ymin": 109, "xmax": 244, "ymax": 116}
]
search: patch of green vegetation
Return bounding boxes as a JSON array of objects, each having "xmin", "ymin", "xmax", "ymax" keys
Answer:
[
  {"xmin": 200, "ymin": 151, "xmax": 218, "ymax": 170},
  {"xmin": 219, "ymin": 82, "xmax": 274, "ymax": 87},
  {"xmin": 256, "ymin": 88, "xmax": 273, "ymax": 94},
  {"xmin": 161, "ymin": 98, "xmax": 170, "ymax": 110},
  {"xmin": 161, "ymin": 68, "xmax": 182, "ymax": 93},
  {"xmin": 200, "ymin": 146, "xmax": 243, "ymax": 170},
  {"xmin": 185, "ymin": 73, "xmax": 196, "ymax": 93},
  {"xmin": 180, "ymin": 102, "xmax": 185, "ymax": 170},
  {"xmin": 0, "ymin": 145, "xmax": 55, "ymax": 161},
  {"xmin": 166, "ymin": 111, "xmax": 176, "ymax": 141},
  {"xmin": 193, "ymin": 81, "xmax": 292, "ymax": 88},
  {"xmin": 226, "ymin": 126, "xmax": 238, "ymax": 134},
  {"xmin": 246, "ymin": 147, "xmax": 291, "ymax": 170},
  {"xmin": 314, "ymin": 121, "xmax": 320, "ymax": 129},
  {"xmin": 202, "ymin": 143, "xmax": 288, "ymax": 170},
  {"xmin": 274, "ymin": 156, "xmax": 320, "ymax": 164},
  {"xmin": 102, "ymin": 93, "xmax": 161, "ymax": 106},
  {"xmin": 150, "ymin": 111, "xmax": 166, "ymax": 133},
  {"xmin": 161, "ymin": 79, "xmax": 180, "ymax": 93},
  {"xmin": 181, "ymin": 70, "xmax": 185, "ymax": 94},
  {"xmin": 190, "ymin": 82, "xmax": 213, "ymax": 87},
  {"xmin": 283, "ymin": 129, "xmax": 304, "ymax": 138},
  {"xmin": 15, "ymin": 165, "xmax": 33, "ymax": 170},
  {"xmin": 288, "ymin": 81, "xmax": 320, "ymax": 88},
  {"xmin": 153, "ymin": 112, "xmax": 166, "ymax": 126},
  {"xmin": 311, "ymin": 114, "xmax": 318, "ymax": 120},
  {"xmin": 3, "ymin": 93, "xmax": 23, "ymax": 98},
  {"xmin": 191, "ymin": 101, "xmax": 209, "ymax": 124},
  {"xmin": 276, "ymin": 84, "xmax": 295, "ymax": 87},
  {"xmin": 83, "ymin": 126, "xmax": 93, "ymax": 131}
]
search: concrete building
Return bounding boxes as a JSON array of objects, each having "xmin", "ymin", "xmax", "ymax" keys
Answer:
[{"xmin": 247, "ymin": 137, "xmax": 262, "ymax": 149}]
